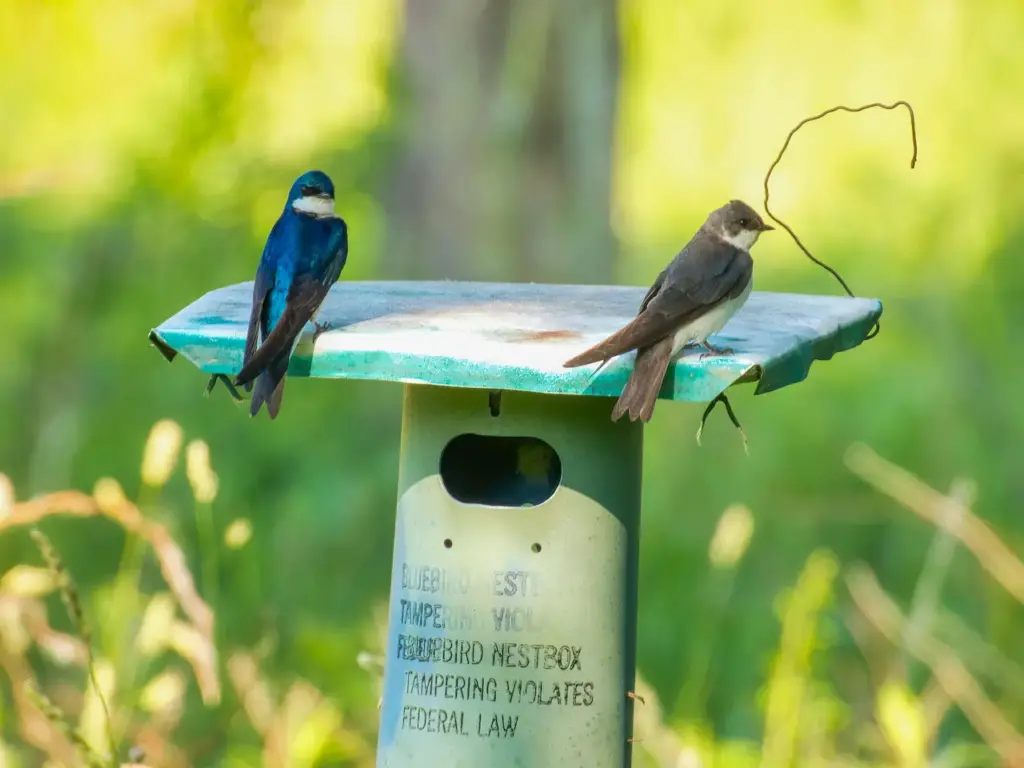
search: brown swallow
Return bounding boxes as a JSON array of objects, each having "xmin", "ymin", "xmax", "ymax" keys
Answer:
[{"xmin": 563, "ymin": 200, "xmax": 773, "ymax": 422}]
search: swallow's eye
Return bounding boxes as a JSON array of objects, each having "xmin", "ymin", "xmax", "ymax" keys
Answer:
[
  {"xmin": 300, "ymin": 184, "xmax": 319, "ymax": 196},
  {"xmin": 737, "ymin": 218, "xmax": 749, "ymax": 228}
]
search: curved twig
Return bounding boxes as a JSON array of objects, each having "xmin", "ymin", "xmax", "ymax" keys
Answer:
[{"xmin": 763, "ymin": 101, "xmax": 918, "ymax": 340}]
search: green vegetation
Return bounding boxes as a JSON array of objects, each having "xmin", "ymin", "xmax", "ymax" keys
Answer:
[{"xmin": 1, "ymin": 0, "xmax": 1022, "ymax": 764}]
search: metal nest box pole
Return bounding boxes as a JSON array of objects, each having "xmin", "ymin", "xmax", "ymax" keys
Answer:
[{"xmin": 150, "ymin": 279, "xmax": 881, "ymax": 767}]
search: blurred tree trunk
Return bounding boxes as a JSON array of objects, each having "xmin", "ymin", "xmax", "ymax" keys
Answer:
[{"xmin": 384, "ymin": 0, "xmax": 620, "ymax": 284}]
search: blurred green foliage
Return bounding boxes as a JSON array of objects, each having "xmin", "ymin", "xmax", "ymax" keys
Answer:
[{"xmin": 1, "ymin": 0, "xmax": 1023, "ymax": 764}]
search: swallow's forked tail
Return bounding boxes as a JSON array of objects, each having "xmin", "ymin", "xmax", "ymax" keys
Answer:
[
  {"xmin": 236, "ymin": 317, "xmax": 308, "ymax": 420},
  {"xmin": 248, "ymin": 353, "xmax": 289, "ymax": 419},
  {"xmin": 610, "ymin": 337, "xmax": 673, "ymax": 423}
]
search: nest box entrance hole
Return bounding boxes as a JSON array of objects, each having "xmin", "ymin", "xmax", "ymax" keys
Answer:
[{"xmin": 439, "ymin": 433, "xmax": 562, "ymax": 510}]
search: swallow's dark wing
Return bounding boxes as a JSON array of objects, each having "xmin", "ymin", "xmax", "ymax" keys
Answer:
[
  {"xmin": 574, "ymin": 266, "xmax": 670, "ymax": 383},
  {"xmin": 241, "ymin": 267, "xmax": 273, "ymax": 393},
  {"xmin": 241, "ymin": 225, "xmax": 283, "ymax": 392},
  {"xmin": 637, "ymin": 267, "xmax": 668, "ymax": 314},
  {"xmin": 318, "ymin": 218, "xmax": 349, "ymax": 286},
  {"xmin": 564, "ymin": 241, "xmax": 751, "ymax": 367},
  {"xmin": 234, "ymin": 274, "xmax": 331, "ymax": 388}
]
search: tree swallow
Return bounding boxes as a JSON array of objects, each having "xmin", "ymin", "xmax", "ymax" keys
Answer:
[
  {"xmin": 563, "ymin": 199, "xmax": 773, "ymax": 423},
  {"xmin": 233, "ymin": 170, "xmax": 349, "ymax": 419}
]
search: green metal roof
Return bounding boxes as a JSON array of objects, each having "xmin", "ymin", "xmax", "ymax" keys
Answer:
[{"xmin": 149, "ymin": 280, "xmax": 881, "ymax": 403}]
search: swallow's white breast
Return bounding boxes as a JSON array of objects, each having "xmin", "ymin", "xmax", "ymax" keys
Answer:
[{"xmin": 671, "ymin": 275, "xmax": 752, "ymax": 356}]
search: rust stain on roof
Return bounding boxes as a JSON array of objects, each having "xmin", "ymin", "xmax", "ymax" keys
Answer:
[{"xmin": 506, "ymin": 329, "xmax": 581, "ymax": 343}]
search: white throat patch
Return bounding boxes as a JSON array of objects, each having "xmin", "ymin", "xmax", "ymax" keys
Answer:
[
  {"xmin": 721, "ymin": 228, "xmax": 760, "ymax": 251},
  {"xmin": 292, "ymin": 195, "xmax": 336, "ymax": 218}
]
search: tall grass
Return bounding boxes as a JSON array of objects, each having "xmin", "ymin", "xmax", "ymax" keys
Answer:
[
  {"xmin": 631, "ymin": 445, "xmax": 1024, "ymax": 768},
  {"xmin": 0, "ymin": 423, "xmax": 1020, "ymax": 765},
  {"xmin": 0, "ymin": 420, "xmax": 378, "ymax": 767}
]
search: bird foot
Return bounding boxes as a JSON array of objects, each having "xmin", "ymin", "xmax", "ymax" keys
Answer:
[
  {"xmin": 699, "ymin": 342, "xmax": 733, "ymax": 360},
  {"xmin": 204, "ymin": 373, "xmax": 244, "ymax": 402},
  {"xmin": 312, "ymin": 320, "xmax": 331, "ymax": 341}
]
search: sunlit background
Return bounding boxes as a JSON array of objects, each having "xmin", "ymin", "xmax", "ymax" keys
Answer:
[{"xmin": 1, "ymin": 0, "xmax": 1023, "ymax": 765}]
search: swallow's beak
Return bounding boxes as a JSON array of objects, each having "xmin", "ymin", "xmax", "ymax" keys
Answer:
[
  {"xmin": 760, "ymin": 222, "xmax": 775, "ymax": 231},
  {"xmin": 316, "ymin": 192, "xmax": 333, "ymax": 201}
]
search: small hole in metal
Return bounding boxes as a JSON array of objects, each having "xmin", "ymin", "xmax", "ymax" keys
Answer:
[
  {"xmin": 444, "ymin": 539, "xmax": 453, "ymax": 549},
  {"xmin": 531, "ymin": 543, "xmax": 541, "ymax": 553}
]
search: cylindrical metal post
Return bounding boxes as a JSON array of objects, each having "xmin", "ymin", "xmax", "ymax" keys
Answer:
[{"xmin": 376, "ymin": 384, "xmax": 643, "ymax": 768}]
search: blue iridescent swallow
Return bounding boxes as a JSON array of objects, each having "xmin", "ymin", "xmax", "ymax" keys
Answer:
[{"xmin": 233, "ymin": 170, "xmax": 349, "ymax": 419}]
